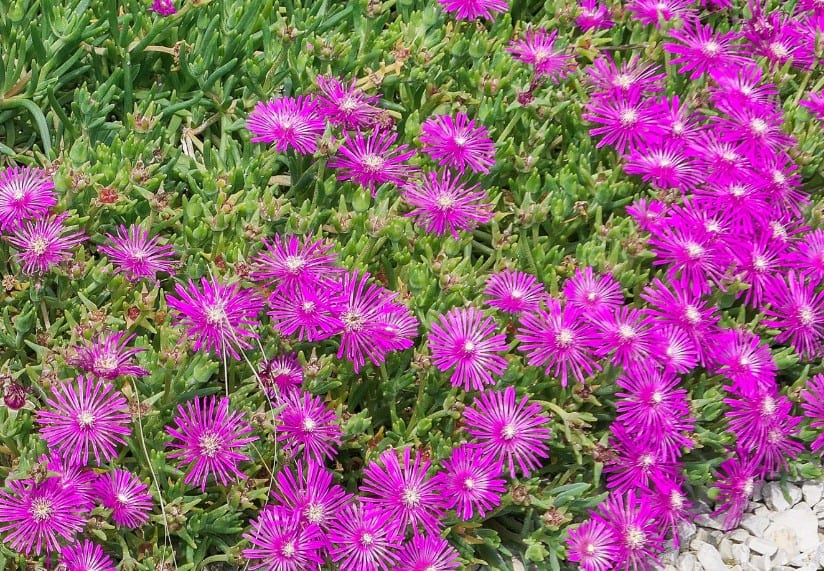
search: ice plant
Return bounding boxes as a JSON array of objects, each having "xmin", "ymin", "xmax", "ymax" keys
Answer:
[
  {"xmin": 148, "ymin": 0, "xmax": 175, "ymax": 15},
  {"xmin": 712, "ymin": 451, "xmax": 760, "ymax": 530},
  {"xmin": 507, "ymin": 28, "xmax": 574, "ymax": 81},
  {"xmin": 268, "ymin": 283, "xmax": 345, "ymax": 342},
  {"xmin": 71, "ymin": 331, "xmax": 149, "ymax": 380},
  {"xmin": 0, "ymin": 477, "xmax": 86, "ymax": 555},
  {"xmin": 166, "ymin": 395, "xmax": 258, "ymax": 491},
  {"xmin": 565, "ymin": 519, "xmax": 619, "ymax": 571},
  {"xmin": 484, "ymin": 269, "xmax": 544, "ymax": 314},
  {"xmin": 401, "ymin": 170, "xmax": 493, "ymax": 238},
  {"xmin": 246, "ymin": 96, "xmax": 325, "ymax": 154},
  {"xmin": 277, "ymin": 389, "xmax": 342, "ymax": 463},
  {"xmin": 166, "ymin": 276, "xmax": 264, "ymax": 361},
  {"xmin": 437, "ymin": 0, "xmax": 508, "ymax": 21},
  {"xmin": 327, "ymin": 502, "xmax": 403, "ymax": 571},
  {"xmin": 582, "ymin": 90, "xmax": 662, "ymax": 155},
  {"xmin": 563, "ymin": 267, "xmax": 623, "ymax": 315},
  {"xmin": 464, "ymin": 386, "xmax": 551, "ymax": 478},
  {"xmin": 800, "ymin": 374, "xmax": 824, "ymax": 456},
  {"xmin": 98, "ymin": 224, "xmax": 176, "ymax": 282},
  {"xmin": 7, "ymin": 212, "xmax": 85, "ymax": 275},
  {"xmin": 396, "ymin": 534, "xmax": 461, "ymax": 571},
  {"xmin": 259, "ymin": 353, "xmax": 304, "ymax": 395},
  {"xmin": 576, "ymin": 0, "xmax": 614, "ymax": 31},
  {"xmin": 93, "ymin": 469, "xmax": 153, "ymax": 528},
  {"xmin": 0, "ymin": 166, "xmax": 56, "ymax": 230},
  {"xmin": 419, "ymin": 112, "xmax": 496, "ymax": 174},
  {"xmin": 360, "ymin": 447, "xmax": 443, "ymax": 536},
  {"xmin": 328, "ymin": 129, "xmax": 417, "ymax": 194},
  {"xmin": 60, "ymin": 540, "xmax": 116, "ymax": 571},
  {"xmin": 428, "ymin": 306, "xmax": 509, "ymax": 392},
  {"xmin": 762, "ymin": 272, "xmax": 824, "ymax": 361},
  {"xmin": 591, "ymin": 492, "xmax": 665, "ymax": 570},
  {"xmin": 271, "ymin": 461, "xmax": 353, "ymax": 530},
  {"xmin": 36, "ymin": 375, "xmax": 131, "ymax": 466},
  {"xmin": 315, "ymin": 75, "xmax": 382, "ymax": 129},
  {"xmin": 243, "ymin": 506, "xmax": 326, "ymax": 571},
  {"xmin": 663, "ymin": 22, "xmax": 746, "ymax": 80},
  {"xmin": 251, "ymin": 234, "xmax": 340, "ymax": 293},
  {"xmin": 435, "ymin": 444, "xmax": 506, "ymax": 520}
]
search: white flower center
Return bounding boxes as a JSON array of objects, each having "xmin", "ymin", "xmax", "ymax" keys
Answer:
[
  {"xmin": 361, "ymin": 533, "xmax": 374, "ymax": 545},
  {"xmin": 617, "ymin": 324, "xmax": 636, "ymax": 340},
  {"xmin": 703, "ymin": 41, "xmax": 721, "ymax": 56},
  {"xmin": 93, "ymin": 354, "xmax": 119, "ymax": 375},
  {"xmin": 750, "ymin": 118, "xmax": 769, "ymax": 136},
  {"xmin": 205, "ymin": 303, "xmax": 227, "ymax": 325},
  {"xmin": 30, "ymin": 498, "xmax": 53, "ymax": 522},
  {"xmin": 651, "ymin": 391, "xmax": 663, "ymax": 404},
  {"xmin": 556, "ymin": 328, "xmax": 574, "ymax": 347},
  {"xmin": 306, "ymin": 503, "xmax": 324, "ymax": 523},
  {"xmin": 613, "ymin": 74, "xmax": 632, "ymax": 89},
  {"xmin": 284, "ymin": 255, "xmax": 305, "ymax": 273},
  {"xmin": 672, "ymin": 121, "xmax": 685, "ymax": 135},
  {"xmin": 302, "ymin": 417, "xmax": 317, "ymax": 432},
  {"xmin": 31, "ymin": 237, "xmax": 48, "ymax": 256},
  {"xmin": 453, "ymin": 135, "xmax": 467, "ymax": 146},
  {"xmin": 742, "ymin": 478, "xmax": 754, "ymax": 496},
  {"xmin": 403, "ymin": 487, "xmax": 421, "ymax": 507},
  {"xmin": 684, "ymin": 305, "xmax": 701, "ymax": 325},
  {"xmin": 199, "ymin": 432, "xmax": 222, "ymax": 458},
  {"xmin": 626, "ymin": 526, "xmax": 647, "ymax": 549},
  {"xmin": 769, "ymin": 42, "xmax": 789, "ymax": 59},
  {"xmin": 77, "ymin": 411, "xmax": 95, "ymax": 428},
  {"xmin": 436, "ymin": 193, "xmax": 456, "ymax": 209},
  {"xmin": 501, "ymin": 424, "xmax": 517, "ymax": 440},
  {"xmin": 463, "ymin": 478, "xmax": 476, "ymax": 491},
  {"xmin": 685, "ymin": 242, "xmax": 704, "ymax": 259},
  {"xmin": 753, "ymin": 255, "xmax": 768, "ymax": 271},
  {"xmin": 282, "ymin": 541, "xmax": 296, "ymax": 558},
  {"xmin": 671, "ymin": 491, "xmax": 684, "ymax": 509},
  {"xmin": 341, "ymin": 310, "xmax": 364, "ymax": 332},
  {"xmin": 620, "ymin": 109, "xmax": 638, "ymax": 126},
  {"xmin": 339, "ymin": 95, "xmax": 359, "ymax": 113},
  {"xmin": 761, "ymin": 396, "xmax": 776, "ymax": 416},
  {"xmin": 799, "ymin": 306, "xmax": 815, "ymax": 326},
  {"xmin": 361, "ymin": 154, "xmax": 385, "ymax": 173}
]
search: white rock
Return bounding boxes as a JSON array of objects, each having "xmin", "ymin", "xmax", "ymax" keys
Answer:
[
  {"xmin": 765, "ymin": 504, "xmax": 819, "ymax": 553},
  {"xmin": 746, "ymin": 536, "xmax": 778, "ymax": 556},
  {"xmin": 751, "ymin": 554, "xmax": 772, "ymax": 571},
  {"xmin": 707, "ymin": 530, "xmax": 725, "ymax": 547},
  {"xmin": 695, "ymin": 513, "xmax": 725, "ymax": 530},
  {"xmin": 772, "ymin": 548, "xmax": 789, "ymax": 566},
  {"xmin": 676, "ymin": 552, "xmax": 697, "ymax": 571},
  {"xmin": 727, "ymin": 529, "xmax": 750, "ymax": 543},
  {"xmin": 696, "ymin": 543, "xmax": 727, "ymax": 571},
  {"xmin": 754, "ymin": 505, "xmax": 770, "ymax": 516},
  {"xmin": 802, "ymin": 482, "xmax": 823, "ymax": 506},
  {"xmin": 717, "ymin": 537, "xmax": 734, "ymax": 560},
  {"xmin": 512, "ymin": 558, "xmax": 525, "ymax": 571},
  {"xmin": 731, "ymin": 543, "xmax": 750, "ymax": 565},
  {"xmin": 740, "ymin": 513, "xmax": 770, "ymax": 536},
  {"xmin": 677, "ymin": 520, "xmax": 698, "ymax": 547},
  {"xmin": 763, "ymin": 481, "xmax": 802, "ymax": 511}
]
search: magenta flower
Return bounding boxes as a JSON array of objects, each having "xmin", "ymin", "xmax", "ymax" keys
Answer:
[
  {"xmin": 516, "ymin": 298, "xmax": 601, "ymax": 387},
  {"xmin": 7, "ymin": 212, "xmax": 85, "ymax": 275},
  {"xmin": 801, "ymin": 90, "xmax": 824, "ymax": 122},
  {"xmin": 360, "ymin": 447, "xmax": 444, "ymax": 536},
  {"xmin": 647, "ymin": 224, "xmax": 723, "ymax": 296},
  {"xmin": 576, "ymin": 0, "xmax": 614, "ymax": 31},
  {"xmin": 565, "ymin": 519, "xmax": 619, "ymax": 571},
  {"xmin": 711, "ymin": 329, "xmax": 777, "ymax": 391},
  {"xmin": 419, "ymin": 113, "xmax": 496, "ymax": 174},
  {"xmin": 762, "ymin": 272, "xmax": 824, "ymax": 361},
  {"xmin": 166, "ymin": 276, "xmax": 263, "ymax": 361},
  {"xmin": 166, "ymin": 396, "xmax": 258, "ymax": 491},
  {"xmin": 625, "ymin": 0, "xmax": 696, "ymax": 27},
  {"xmin": 259, "ymin": 353, "xmax": 304, "ymax": 396},
  {"xmin": 507, "ymin": 29, "xmax": 574, "ymax": 81},
  {"xmin": 327, "ymin": 502, "xmax": 403, "ymax": 571},
  {"xmin": 651, "ymin": 325, "xmax": 700, "ymax": 373},
  {"xmin": 93, "ymin": 469, "xmax": 152, "ymax": 529},
  {"xmin": 316, "ymin": 75, "xmax": 382, "ymax": 129},
  {"xmin": 437, "ymin": 0, "xmax": 508, "ymax": 20},
  {"xmin": 41, "ymin": 453, "xmax": 96, "ymax": 511},
  {"xmin": 328, "ymin": 129, "xmax": 416, "ymax": 194},
  {"xmin": 99, "ymin": 224, "xmax": 176, "ymax": 282},
  {"xmin": 401, "ymin": 170, "xmax": 493, "ymax": 238},
  {"xmin": 148, "ymin": 0, "xmax": 175, "ymax": 15},
  {"xmin": 396, "ymin": 534, "xmax": 461, "ymax": 571},
  {"xmin": 0, "ymin": 166, "xmax": 56, "ymax": 231},
  {"xmin": 591, "ymin": 492, "xmax": 665, "ymax": 570},
  {"xmin": 71, "ymin": 331, "xmax": 149, "ymax": 380},
  {"xmin": 251, "ymin": 234, "xmax": 340, "ymax": 293},
  {"xmin": 246, "ymin": 96, "xmax": 325, "ymax": 155},
  {"xmin": 60, "ymin": 539, "xmax": 116, "ymax": 571},
  {"xmin": 624, "ymin": 142, "xmax": 700, "ymax": 191},
  {"xmin": 585, "ymin": 55, "xmax": 665, "ymax": 97},
  {"xmin": 649, "ymin": 479, "xmax": 692, "ymax": 549},
  {"xmin": 268, "ymin": 283, "xmax": 345, "ymax": 342},
  {"xmin": 464, "ymin": 386, "xmax": 551, "ymax": 478},
  {"xmin": 605, "ymin": 425, "xmax": 681, "ymax": 494},
  {"xmin": 582, "ymin": 90, "xmax": 662, "ymax": 155},
  {"xmin": 271, "ymin": 461, "xmax": 353, "ymax": 531},
  {"xmin": 36, "ymin": 376, "xmax": 131, "ymax": 466},
  {"xmin": 243, "ymin": 506, "xmax": 326, "ymax": 571},
  {"xmin": 592, "ymin": 306, "xmax": 654, "ymax": 369},
  {"xmin": 663, "ymin": 22, "xmax": 745, "ymax": 80},
  {"xmin": 712, "ymin": 105, "xmax": 795, "ymax": 161},
  {"xmin": 435, "ymin": 444, "xmax": 506, "ymax": 520},
  {"xmin": 729, "ymin": 234, "xmax": 790, "ymax": 308},
  {"xmin": 563, "ymin": 267, "xmax": 623, "ymax": 315},
  {"xmin": 640, "ymin": 277, "xmax": 718, "ymax": 339},
  {"xmin": 712, "ymin": 451, "xmax": 760, "ymax": 530},
  {"xmin": 277, "ymin": 390, "xmax": 342, "ymax": 463},
  {"xmin": 800, "ymin": 374, "xmax": 824, "ymax": 456},
  {"xmin": 0, "ymin": 478, "xmax": 86, "ymax": 555},
  {"xmin": 484, "ymin": 269, "xmax": 544, "ymax": 314},
  {"xmin": 428, "ymin": 306, "xmax": 509, "ymax": 392}
]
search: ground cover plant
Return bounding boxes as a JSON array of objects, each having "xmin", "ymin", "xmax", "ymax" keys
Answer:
[{"xmin": 0, "ymin": 0, "xmax": 823, "ymax": 569}]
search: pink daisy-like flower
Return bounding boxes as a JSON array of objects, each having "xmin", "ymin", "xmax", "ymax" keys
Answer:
[
  {"xmin": 627, "ymin": 198, "xmax": 668, "ymax": 233},
  {"xmin": 243, "ymin": 506, "xmax": 326, "ymax": 571},
  {"xmin": 712, "ymin": 451, "xmax": 760, "ymax": 530},
  {"xmin": 40, "ymin": 453, "xmax": 96, "ymax": 511},
  {"xmin": 576, "ymin": 0, "xmax": 614, "ymax": 31},
  {"xmin": 36, "ymin": 375, "xmax": 131, "ymax": 466},
  {"xmin": 327, "ymin": 502, "xmax": 403, "ymax": 571},
  {"xmin": 484, "ymin": 269, "xmax": 544, "ymax": 314},
  {"xmin": 649, "ymin": 480, "xmax": 692, "ymax": 549},
  {"xmin": 271, "ymin": 461, "xmax": 353, "ymax": 531},
  {"xmin": 800, "ymin": 374, "xmax": 824, "ymax": 456},
  {"xmin": 625, "ymin": 0, "xmax": 697, "ymax": 27},
  {"xmin": 0, "ymin": 477, "xmax": 86, "ymax": 555},
  {"xmin": 801, "ymin": 90, "xmax": 824, "ymax": 122},
  {"xmin": 507, "ymin": 29, "xmax": 574, "ymax": 81},
  {"xmin": 328, "ymin": 129, "xmax": 417, "ymax": 194},
  {"xmin": 419, "ymin": 113, "xmax": 496, "ymax": 174},
  {"xmin": 435, "ymin": 444, "xmax": 506, "ymax": 520},
  {"xmin": 585, "ymin": 55, "xmax": 665, "ymax": 97},
  {"xmin": 730, "ymin": 234, "xmax": 790, "ymax": 308},
  {"xmin": 246, "ymin": 96, "xmax": 325, "ymax": 155},
  {"xmin": 563, "ymin": 267, "xmax": 623, "ymax": 315},
  {"xmin": 7, "ymin": 212, "xmax": 85, "ymax": 275},
  {"xmin": 789, "ymin": 229, "xmax": 824, "ymax": 282},
  {"xmin": 70, "ymin": 331, "xmax": 149, "ymax": 380},
  {"xmin": 647, "ymin": 224, "xmax": 723, "ymax": 296},
  {"xmin": 360, "ymin": 447, "xmax": 444, "ymax": 536},
  {"xmin": 582, "ymin": 90, "xmax": 662, "ymax": 155},
  {"xmin": 251, "ymin": 234, "xmax": 340, "ymax": 293},
  {"xmin": 375, "ymin": 303, "xmax": 419, "ymax": 353},
  {"xmin": 268, "ymin": 283, "xmax": 345, "ymax": 342},
  {"xmin": 762, "ymin": 272, "xmax": 824, "ymax": 361},
  {"xmin": 651, "ymin": 325, "xmax": 700, "ymax": 373},
  {"xmin": 259, "ymin": 353, "xmax": 303, "ymax": 396},
  {"xmin": 277, "ymin": 390, "xmax": 342, "ymax": 463},
  {"xmin": 98, "ymin": 224, "xmax": 176, "ymax": 282},
  {"xmin": 166, "ymin": 276, "xmax": 263, "ymax": 361},
  {"xmin": 516, "ymin": 298, "xmax": 601, "ymax": 387},
  {"xmin": 623, "ymin": 142, "xmax": 700, "ymax": 191},
  {"xmin": 565, "ymin": 519, "xmax": 619, "ymax": 571},
  {"xmin": 316, "ymin": 75, "xmax": 382, "ymax": 129},
  {"xmin": 592, "ymin": 492, "xmax": 665, "ymax": 570},
  {"xmin": 401, "ymin": 170, "xmax": 493, "ymax": 238},
  {"xmin": 0, "ymin": 166, "xmax": 56, "ymax": 231},
  {"xmin": 437, "ymin": 0, "xmax": 508, "ymax": 21},
  {"xmin": 605, "ymin": 425, "xmax": 681, "ymax": 493},
  {"xmin": 464, "ymin": 386, "xmax": 551, "ymax": 478},
  {"xmin": 166, "ymin": 395, "xmax": 258, "ymax": 491},
  {"xmin": 709, "ymin": 64, "xmax": 778, "ymax": 114},
  {"xmin": 640, "ymin": 277, "xmax": 718, "ymax": 339},
  {"xmin": 60, "ymin": 539, "xmax": 116, "ymax": 571},
  {"xmin": 711, "ymin": 329, "xmax": 777, "ymax": 391},
  {"xmin": 663, "ymin": 22, "xmax": 746, "ymax": 80},
  {"xmin": 148, "ymin": 0, "xmax": 175, "ymax": 15},
  {"xmin": 428, "ymin": 306, "xmax": 509, "ymax": 392},
  {"xmin": 93, "ymin": 469, "xmax": 152, "ymax": 528},
  {"xmin": 396, "ymin": 534, "xmax": 461, "ymax": 571},
  {"xmin": 593, "ymin": 306, "xmax": 655, "ymax": 369}
]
